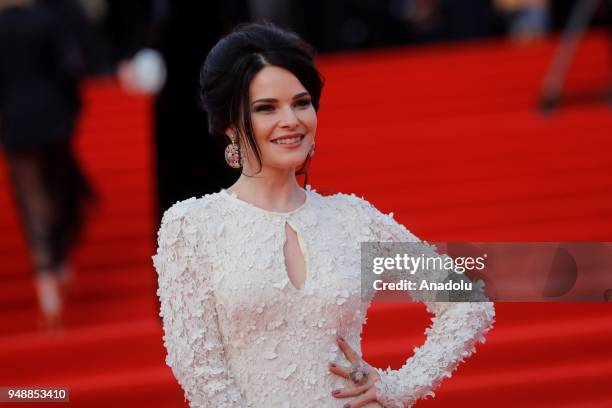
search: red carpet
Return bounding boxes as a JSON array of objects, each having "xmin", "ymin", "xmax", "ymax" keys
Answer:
[{"xmin": 1, "ymin": 31, "xmax": 611, "ymax": 407}]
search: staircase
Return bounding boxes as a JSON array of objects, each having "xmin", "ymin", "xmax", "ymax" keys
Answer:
[{"xmin": 1, "ymin": 31, "xmax": 611, "ymax": 407}]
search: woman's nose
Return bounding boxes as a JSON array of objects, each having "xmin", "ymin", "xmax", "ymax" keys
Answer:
[{"xmin": 279, "ymin": 106, "xmax": 299, "ymax": 128}]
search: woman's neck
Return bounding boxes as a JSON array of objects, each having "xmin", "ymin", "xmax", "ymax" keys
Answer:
[{"xmin": 226, "ymin": 170, "xmax": 305, "ymax": 213}]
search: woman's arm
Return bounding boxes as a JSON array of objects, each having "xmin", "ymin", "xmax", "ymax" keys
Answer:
[
  {"xmin": 373, "ymin": 301, "xmax": 494, "ymax": 407},
  {"xmin": 352, "ymin": 195, "xmax": 496, "ymax": 408},
  {"xmin": 153, "ymin": 201, "xmax": 246, "ymax": 407}
]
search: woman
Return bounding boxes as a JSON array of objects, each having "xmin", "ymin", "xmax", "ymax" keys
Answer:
[
  {"xmin": 0, "ymin": 0, "xmax": 96, "ymax": 328},
  {"xmin": 153, "ymin": 22, "xmax": 495, "ymax": 407}
]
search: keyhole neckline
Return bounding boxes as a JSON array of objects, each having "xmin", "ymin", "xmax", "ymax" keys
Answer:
[
  {"xmin": 221, "ymin": 188, "xmax": 309, "ymax": 216},
  {"xmin": 283, "ymin": 221, "xmax": 308, "ymax": 290}
]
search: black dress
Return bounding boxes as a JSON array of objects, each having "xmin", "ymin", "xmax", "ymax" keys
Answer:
[{"xmin": 0, "ymin": 3, "xmax": 95, "ymax": 272}]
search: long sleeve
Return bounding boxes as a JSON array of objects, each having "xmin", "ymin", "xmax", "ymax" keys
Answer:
[
  {"xmin": 353, "ymin": 196, "xmax": 496, "ymax": 408},
  {"xmin": 152, "ymin": 201, "xmax": 246, "ymax": 407}
]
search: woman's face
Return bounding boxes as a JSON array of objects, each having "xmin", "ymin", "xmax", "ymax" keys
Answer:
[{"xmin": 239, "ymin": 65, "xmax": 317, "ymax": 172}]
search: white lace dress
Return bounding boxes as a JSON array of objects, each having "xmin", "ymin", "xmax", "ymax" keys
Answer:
[{"xmin": 152, "ymin": 186, "xmax": 495, "ymax": 408}]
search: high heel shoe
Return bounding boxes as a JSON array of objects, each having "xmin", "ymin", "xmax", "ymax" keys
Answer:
[{"xmin": 35, "ymin": 273, "xmax": 64, "ymax": 331}]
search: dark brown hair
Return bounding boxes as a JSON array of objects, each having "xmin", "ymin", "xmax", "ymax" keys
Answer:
[{"xmin": 199, "ymin": 21, "xmax": 324, "ymax": 186}]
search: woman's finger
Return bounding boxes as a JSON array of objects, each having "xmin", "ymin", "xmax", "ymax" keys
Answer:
[
  {"xmin": 337, "ymin": 335, "xmax": 359, "ymax": 362},
  {"xmin": 331, "ymin": 383, "xmax": 369, "ymax": 399},
  {"xmin": 328, "ymin": 362, "xmax": 349, "ymax": 379},
  {"xmin": 347, "ymin": 388, "xmax": 378, "ymax": 408}
]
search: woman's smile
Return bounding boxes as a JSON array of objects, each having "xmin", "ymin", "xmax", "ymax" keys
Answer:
[{"xmin": 270, "ymin": 134, "xmax": 305, "ymax": 148}]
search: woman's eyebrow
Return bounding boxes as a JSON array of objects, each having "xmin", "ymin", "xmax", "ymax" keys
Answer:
[{"xmin": 251, "ymin": 92, "xmax": 310, "ymax": 105}]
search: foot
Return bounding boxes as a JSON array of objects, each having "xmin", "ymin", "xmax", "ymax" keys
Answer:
[{"xmin": 35, "ymin": 273, "xmax": 64, "ymax": 330}]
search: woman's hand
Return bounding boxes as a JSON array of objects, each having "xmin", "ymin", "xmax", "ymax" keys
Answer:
[{"xmin": 329, "ymin": 335, "xmax": 383, "ymax": 408}]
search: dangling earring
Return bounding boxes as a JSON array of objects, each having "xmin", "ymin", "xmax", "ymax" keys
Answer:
[
  {"xmin": 225, "ymin": 134, "xmax": 241, "ymax": 168},
  {"xmin": 309, "ymin": 141, "xmax": 315, "ymax": 157}
]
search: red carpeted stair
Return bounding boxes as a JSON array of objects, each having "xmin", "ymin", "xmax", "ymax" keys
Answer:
[{"xmin": 1, "ymin": 32, "xmax": 611, "ymax": 407}]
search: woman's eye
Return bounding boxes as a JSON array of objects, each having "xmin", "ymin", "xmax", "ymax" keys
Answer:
[
  {"xmin": 254, "ymin": 105, "xmax": 274, "ymax": 112},
  {"xmin": 253, "ymin": 99, "xmax": 310, "ymax": 112}
]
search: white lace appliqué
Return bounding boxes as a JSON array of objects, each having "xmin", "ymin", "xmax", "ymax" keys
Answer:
[{"xmin": 152, "ymin": 188, "xmax": 495, "ymax": 408}]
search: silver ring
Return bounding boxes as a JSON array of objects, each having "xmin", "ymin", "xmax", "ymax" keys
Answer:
[{"xmin": 349, "ymin": 359, "xmax": 369, "ymax": 385}]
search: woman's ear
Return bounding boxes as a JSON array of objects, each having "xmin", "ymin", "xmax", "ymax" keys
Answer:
[{"xmin": 224, "ymin": 126, "xmax": 237, "ymax": 140}]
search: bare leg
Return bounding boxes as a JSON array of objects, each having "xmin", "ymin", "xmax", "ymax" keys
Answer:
[{"xmin": 6, "ymin": 150, "xmax": 64, "ymax": 328}]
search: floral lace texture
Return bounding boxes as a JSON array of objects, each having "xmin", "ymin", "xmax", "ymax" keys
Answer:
[{"xmin": 152, "ymin": 187, "xmax": 495, "ymax": 407}]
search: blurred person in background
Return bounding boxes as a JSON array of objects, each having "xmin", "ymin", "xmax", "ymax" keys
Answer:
[
  {"xmin": 111, "ymin": 0, "xmax": 247, "ymax": 224},
  {"xmin": 0, "ymin": 0, "xmax": 97, "ymax": 329},
  {"xmin": 149, "ymin": 0, "xmax": 247, "ymax": 223},
  {"xmin": 495, "ymin": 0, "xmax": 551, "ymax": 41}
]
